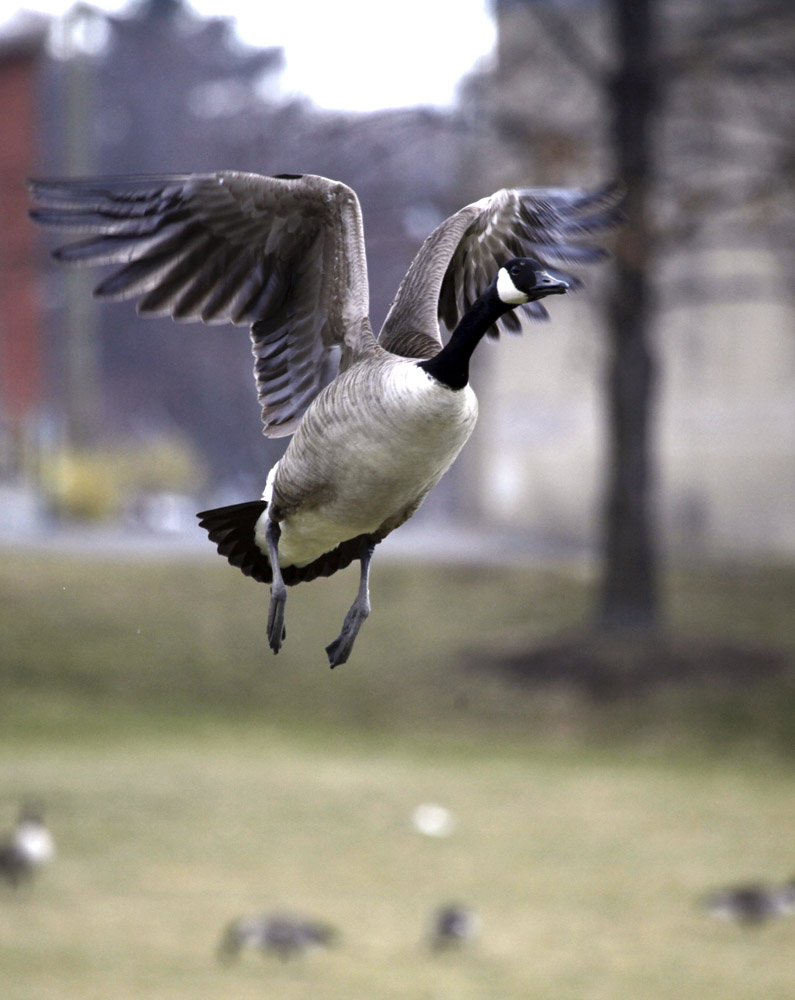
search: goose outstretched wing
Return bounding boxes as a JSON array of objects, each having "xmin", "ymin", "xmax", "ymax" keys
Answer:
[
  {"xmin": 28, "ymin": 172, "xmax": 372, "ymax": 437},
  {"xmin": 379, "ymin": 182, "xmax": 623, "ymax": 356}
]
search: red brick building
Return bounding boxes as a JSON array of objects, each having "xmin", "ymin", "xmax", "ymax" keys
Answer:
[{"xmin": 0, "ymin": 19, "xmax": 46, "ymax": 465}]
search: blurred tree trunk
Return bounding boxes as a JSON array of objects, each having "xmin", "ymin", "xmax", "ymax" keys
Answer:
[
  {"xmin": 598, "ymin": 0, "xmax": 660, "ymax": 629},
  {"xmin": 475, "ymin": 0, "xmax": 794, "ymax": 683}
]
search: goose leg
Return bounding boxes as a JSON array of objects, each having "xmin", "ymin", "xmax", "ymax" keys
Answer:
[
  {"xmin": 325, "ymin": 540, "xmax": 376, "ymax": 669},
  {"xmin": 265, "ymin": 517, "xmax": 287, "ymax": 655}
]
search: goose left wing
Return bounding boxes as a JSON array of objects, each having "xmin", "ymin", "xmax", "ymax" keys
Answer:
[
  {"xmin": 28, "ymin": 172, "xmax": 372, "ymax": 437},
  {"xmin": 379, "ymin": 182, "xmax": 623, "ymax": 355}
]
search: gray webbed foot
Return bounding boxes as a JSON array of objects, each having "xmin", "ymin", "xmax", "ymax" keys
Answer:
[
  {"xmin": 267, "ymin": 583, "xmax": 287, "ymax": 655},
  {"xmin": 325, "ymin": 602, "xmax": 369, "ymax": 668},
  {"xmin": 325, "ymin": 540, "xmax": 376, "ymax": 669}
]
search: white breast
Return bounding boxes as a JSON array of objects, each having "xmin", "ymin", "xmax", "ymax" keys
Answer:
[{"xmin": 259, "ymin": 359, "xmax": 478, "ymax": 568}]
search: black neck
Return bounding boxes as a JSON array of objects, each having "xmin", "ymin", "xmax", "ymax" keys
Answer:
[{"xmin": 417, "ymin": 283, "xmax": 511, "ymax": 390}]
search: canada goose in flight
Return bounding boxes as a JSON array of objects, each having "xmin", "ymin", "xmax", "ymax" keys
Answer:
[
  {"xmin": 217, "ymin": 911, "xmax": 337, "ymax": 962},
  {"xmin": 29, "ymin": 172, "xmax": 621, "ymax": 667}
]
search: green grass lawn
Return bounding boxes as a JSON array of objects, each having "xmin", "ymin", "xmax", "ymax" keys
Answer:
[
  {"xmin": 2, "ymin": 727, "xmax": 795, "ymax": 1000},
  {"xmin": 1, "ymin": 550, "xmax": 794, "ymax": 998},
  {"xmin": 2, "ymin": 550, "xmax": 794, "ymax": 742}
]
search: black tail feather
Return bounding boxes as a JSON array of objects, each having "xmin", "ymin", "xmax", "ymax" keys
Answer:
[
  {"xmin": 197, "ymin": 500, "xmax": 272, "ymax": 584},
  {"xmin": 197, "ymin": 501, "xmax": 377, "ymax": 586}
]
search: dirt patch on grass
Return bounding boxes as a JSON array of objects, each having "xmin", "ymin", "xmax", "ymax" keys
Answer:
[{"xmin": 468, "ymin": 630, "xmax": 792, "ymax": 701}]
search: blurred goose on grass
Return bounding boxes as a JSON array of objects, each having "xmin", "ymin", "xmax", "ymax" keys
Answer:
[
  {"xmin": 428, "ymin": 902, "xmax": 482, "ymax": 951},
  {"xmin": 702, "ymin": 881, "xmax": 795, "ymax": 926},
  {"xmin": 29, "ymin": 172, "xmax": 621, "ymax": 667},
  {"xmin": 217, "ymin": 911, "xmax": 338, "ymax": 962},
  {"xmin": 0, "ymin": 803, "xmax": 55, "ymax": 889}
]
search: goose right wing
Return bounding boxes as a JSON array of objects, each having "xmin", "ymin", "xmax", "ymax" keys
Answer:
[
  {"xmin": 379, "ymin": 182, "xmax": 623, "ymax": 355},
  {"xmin": 29, "ymin": 172, "xmax": 372, "ymax": 437}
]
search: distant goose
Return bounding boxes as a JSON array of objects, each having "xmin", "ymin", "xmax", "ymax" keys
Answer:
[
  {"xmin": 0, "ymin": 804, "xmax": 55, "ymax": 888},
  {"xmin": 217, "ymin": 911, "xmax": 337, "ymax": 962},
  {"xmin": 702, "ymin": 882, "xmax": 795, "ymax": 926},
  {"xmin": 428, "ymin": 903, "xmax": 481, "ymax": 951},
  {"xmin": 29, "ymin": 173, "xmax": 620, "ymax": 666}
]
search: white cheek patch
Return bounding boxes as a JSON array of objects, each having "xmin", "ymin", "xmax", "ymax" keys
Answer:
[{"xmin": 496, "ymin": 266, "xmax": 530, "ymax": 304}]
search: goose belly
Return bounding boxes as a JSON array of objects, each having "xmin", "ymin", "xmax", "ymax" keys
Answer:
[{"xmin": 269, "ymin": 362, "xmax": 478, "ymax": 568}]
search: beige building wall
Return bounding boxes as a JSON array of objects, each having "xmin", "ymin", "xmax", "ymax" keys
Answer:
[
  {"xmin": 465, "ymin": 1, "xmax": 795, "ymax": 561},
  {"xmin": 472, "ymin": 251, "xmax": 795, "ymax": 559},
  {"xmin": 656, "ymin": 249, "xmax": 795, "ymax": 557}
]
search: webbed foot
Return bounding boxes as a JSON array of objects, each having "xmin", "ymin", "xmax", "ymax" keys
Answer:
[
  {"xmin": 325, "ymin": 605, "xmax": 369, "ymax": 668},
  {"xmin": 267, "ymin": 582, "xmax": 287, "ymax": 655},
  {"xmin": 325, "ymin": 540, "xmax": 376, "ymax": 669}
]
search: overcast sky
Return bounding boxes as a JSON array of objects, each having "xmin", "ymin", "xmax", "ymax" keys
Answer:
[{"xmin": 2, "ymin": 0, "xmax": 497, "ymax": 111}]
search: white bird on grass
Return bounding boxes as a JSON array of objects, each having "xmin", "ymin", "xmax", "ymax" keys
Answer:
[{"xmin": 0, "ymin": 803, "xmax": 55, "ymax": 888}]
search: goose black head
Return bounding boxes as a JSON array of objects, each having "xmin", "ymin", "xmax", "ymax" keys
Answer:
[{"xmin": 496, "ymin": 257, "xmax": 569, "ymax": 304}]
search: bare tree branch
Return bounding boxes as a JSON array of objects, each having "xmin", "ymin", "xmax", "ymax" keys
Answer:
[{"xmin": 661, "ymin": 0, "xmax": 795, "ymax": 75}]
